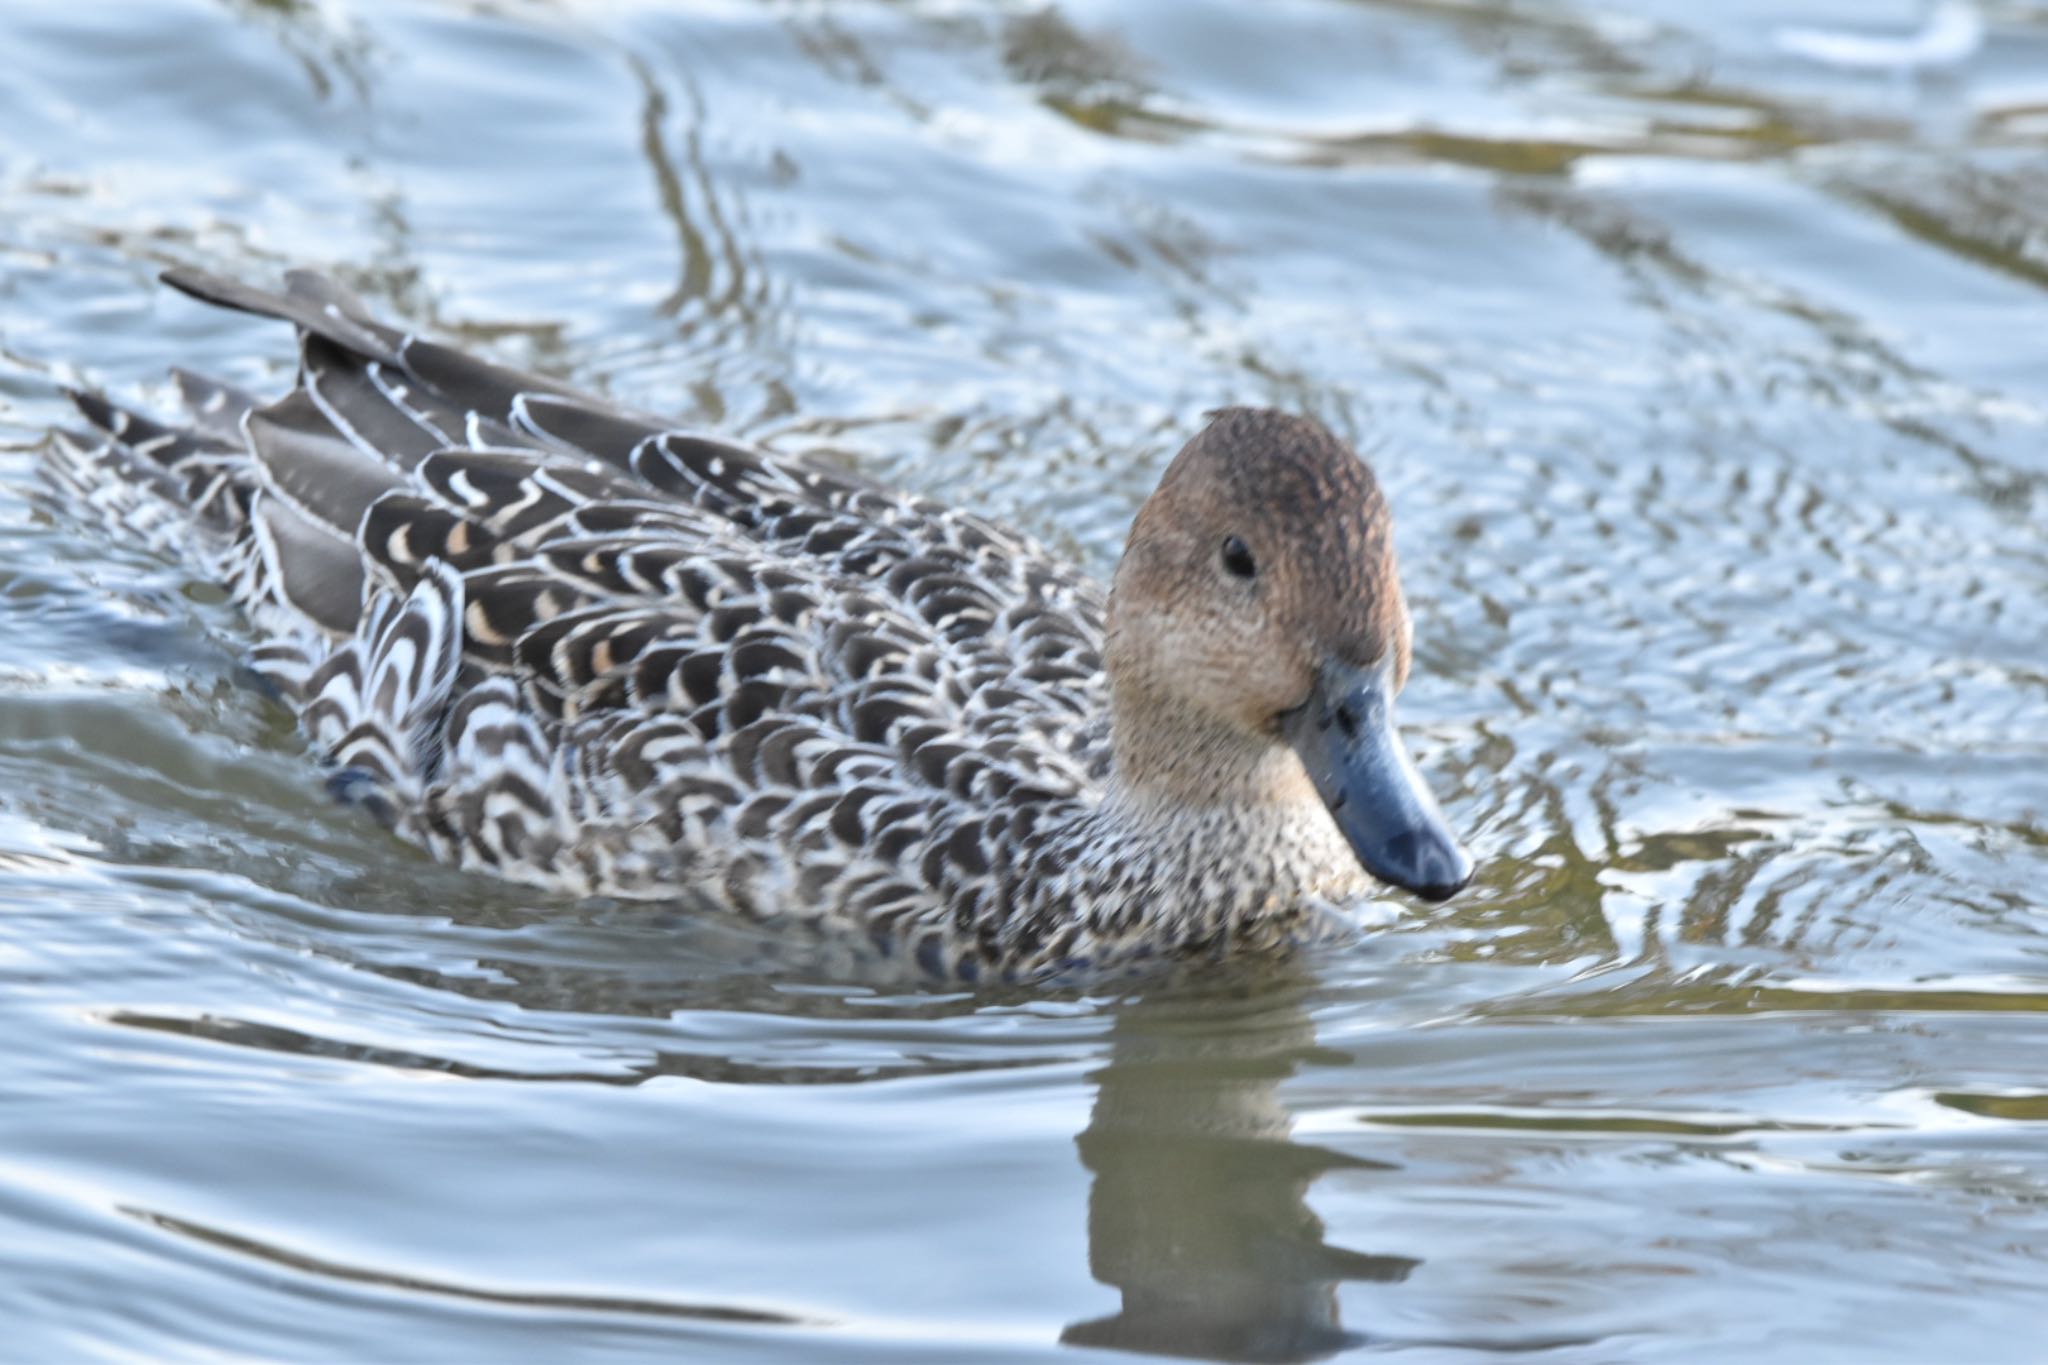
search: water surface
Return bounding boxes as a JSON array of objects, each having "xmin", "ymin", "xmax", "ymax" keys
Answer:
[{"xmin": 2, "ymin": 1, "xmax": 2046, "ymax": 1359}]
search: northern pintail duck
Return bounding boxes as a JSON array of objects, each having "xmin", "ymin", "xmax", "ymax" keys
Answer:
[{"xmin": 49, "ymin": 270, "xmax": 1472, "ymax": 980}]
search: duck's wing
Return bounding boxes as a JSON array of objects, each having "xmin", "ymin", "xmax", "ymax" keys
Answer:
[{"xmin": 78, "ymin": 268, "xmax": 1105, "ymax": 643}]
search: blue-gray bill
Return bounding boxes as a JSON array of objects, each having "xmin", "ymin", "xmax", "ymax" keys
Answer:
[{"xmin": 1282, "ymin": 661, "xmax": 1473, "ymax": 902}]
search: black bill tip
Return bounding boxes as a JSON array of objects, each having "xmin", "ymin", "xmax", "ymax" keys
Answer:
[
  {"xmin": 1282, "ymin": 660, "xmax": 1474, "ymax": 902},
  {"xmin": 1367, "ymin": 823, "xmax": 1472, "ymax": 902}
]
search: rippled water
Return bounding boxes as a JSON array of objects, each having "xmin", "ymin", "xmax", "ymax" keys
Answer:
[{"xmin": 3, "ymin": 1, "xmax": 2046, "ymax": 1359}]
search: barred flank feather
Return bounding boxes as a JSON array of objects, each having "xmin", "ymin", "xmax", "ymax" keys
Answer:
[{"xmin": 275, "ymin": 561, "xmax": 465, "ymax": 801}]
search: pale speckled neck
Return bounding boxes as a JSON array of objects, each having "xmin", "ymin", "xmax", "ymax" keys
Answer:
[{"xmin": 1017, "ymin": 761, "xmax": 1368, "ymax": 955}]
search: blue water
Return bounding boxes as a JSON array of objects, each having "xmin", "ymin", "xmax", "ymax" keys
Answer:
[{"xmin": 2, "ymin": 1, "xmax": 2046, "ymax": 1359}]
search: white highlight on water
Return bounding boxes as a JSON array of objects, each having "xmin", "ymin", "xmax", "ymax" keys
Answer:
[{"xmin": 1774, "ymin": 1, "xmax": 1982, "ymax": 71}]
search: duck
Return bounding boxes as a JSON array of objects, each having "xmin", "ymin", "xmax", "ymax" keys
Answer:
[{"xmin": 47, "ymin": 269, "xmax": 1472, "ymax": 981}]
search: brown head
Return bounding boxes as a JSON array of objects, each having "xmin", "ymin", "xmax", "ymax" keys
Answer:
[{"xmin": 1105, "ymin": 407, "xmax": 1471, "ymax": 901}]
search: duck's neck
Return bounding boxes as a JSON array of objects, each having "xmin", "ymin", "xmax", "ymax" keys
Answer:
[{"xmin": 1013, "ymin": 684, "xmax": 1368, "ymax": 960}]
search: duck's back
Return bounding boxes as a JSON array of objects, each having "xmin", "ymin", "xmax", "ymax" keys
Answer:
[{"xmin": 49, "ymin": 270, "xmax": 1111, "ymax": 947}]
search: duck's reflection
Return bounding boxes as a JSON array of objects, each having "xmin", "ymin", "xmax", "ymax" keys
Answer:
[
  {"xmin": 1063, "ymin": 979, "xmax": 1417, "ymax": 1363},
  {"xmin": 171, "ymin": 873, "xmax": 1418, "ymax": 1357}
]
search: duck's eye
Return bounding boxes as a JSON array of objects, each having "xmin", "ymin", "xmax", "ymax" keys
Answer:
[{"xmin": 1220, "ymin": 535, "xmax": 1257, "ymax": 581}]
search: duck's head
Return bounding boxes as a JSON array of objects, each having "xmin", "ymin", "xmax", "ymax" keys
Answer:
[{"xmin": 1105, "ymin": 407, "xmax": 1472, "ymax": 902}]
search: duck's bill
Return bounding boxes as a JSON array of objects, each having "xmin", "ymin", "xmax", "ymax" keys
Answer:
[{"xmin": 1282, "ymin": 661, "xmax": 1473, "ymax": 902}]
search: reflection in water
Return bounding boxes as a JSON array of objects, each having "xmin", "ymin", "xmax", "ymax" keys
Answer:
[
  {"xmin": 125, "ymin": 1206, "xmax": 810, "ymax": 1328},
  {"xmin": 1064, "ymin": 981, "xmax": 1416, "ymax": 1363}
]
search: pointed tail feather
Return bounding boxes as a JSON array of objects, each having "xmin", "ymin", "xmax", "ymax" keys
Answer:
[{"xmin": 160, "ymin": 266, "xmax": 403, "ymax": 366}]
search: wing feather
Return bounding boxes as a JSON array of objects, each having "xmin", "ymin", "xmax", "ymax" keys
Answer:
[{"xmin": 245, "ymin": 389, "xmax": 408, "ymax": 540}]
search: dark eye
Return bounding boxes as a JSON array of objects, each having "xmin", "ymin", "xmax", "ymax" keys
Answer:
[{"xmin": 1220, "ymin": 535, "xmax": 1257, "ymax": 581}]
